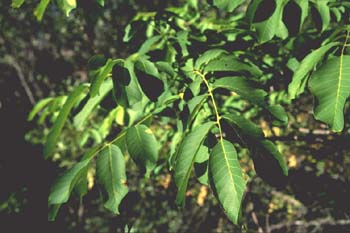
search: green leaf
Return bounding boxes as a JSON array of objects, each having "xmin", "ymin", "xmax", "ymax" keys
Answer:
[
  {"xmin": 209, "ymin": 139, "xmax": 246, "ymax": 224},
  {"xmin": 34, "ymin": 0, "xmax": 50, "ymax": 21},
  {"xmin": 174, "ymin": 122, "xmax": 215, "ymax": 206},
  {"xmin": 309, "ymin": 56, "xmax": 350, "ymax": 132},
  {"xmin": 90, "ymin": 59, "xmax": 121, "ymax": 98},
  {"xmin": 194, "ymin": 146, "xmax": 210, "ymax": 185},
  {"xmin": 134, "ymin": 58, "xmax": 164, "ymax": 102},
  {"xmin": 96, "ymin": 144, "xmax": 128, "ymax": 214},
  {"xmin": 11, "ymin": 0, "xmax": 25, "ymax": 8},
  {"xmin": 138, "ymin": 35, "xmax": 162, "ymax": 56},
  {"xmin": 212, "ymin": 76, "xmax": 266, "ymax": 104},
  {"xmin": 249, "ymin": 0, "xmax": 288, "ymax": 43},
  {"xmin": 194, "ymin": 49, "xmax": 227, "ymax": 70},
  {"xmin": 213, "ymin": 77, "xmax": 288, "ymax": 124},
  {"xmin": 27, "ymin": 97, "xmax": 54, "ymax": 121},
  {"xmin": 211, "ymin": 0, "xmax": 244, "ymax": 12},
  {"xmin": 48, "ymin": 159, "xmax": 91, "ymax": 205},
  {"xmin": 74, "ymin": 79, "xmax": 113, "ymax": 129},
  {"xmin": 44, "ymin": 85, "xmax": 88, "ymax": 158},
  {"xmin": 248, "ymin": 139, "xmax": 288, "ymax": 187},
  {"xmin": 222, "ymin": 114, "xmax": 264, "ymax": 139},
  {"xmin": 58, "ymin": 0, "xmax": 77, "ymax": 16},
  {"xmin": 126, "ymin": 125, "xmax": 159, "ymax": 175},
  {"xmin": 311, "ymin": 0, "xmax": 330, "ymax": 32},
  {"xmin": 204, "ymin": 55, "xmax": 262, "ymax": 77},
  {"xmin": 96, "ymin": 0, "xmax": 104, "ymax": 7},
  {"xmin": 288, "ymin": 42, "xmax": 338, "ymax": 99}
]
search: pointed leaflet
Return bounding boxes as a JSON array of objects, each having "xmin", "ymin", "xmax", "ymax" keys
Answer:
[
  {"xmin": 34, "ymin": 0, "xmax": 50, "ymax": 21},
  {"xmin": 27, "ymin": 97, "xmax": 54, "ymax": 121},
  {"xmin": 96, "ymin": 144, "xmax": 128, "ymax": 214},
  {"xmin": 90, "ymin": 59, "xmax": 121, "ymax": 97},
  {"xmin": 44, "ymin": 85, "xmax": 88, "ymax": 158},
  {"xmin": 126, "ymin": 125, "xmax": 159, "ymax": 175},
  {"xmin": 74, "ymin": 79, "xmax": 113, "ymax": 129},
  {"xmin": 209, "ymin": 139, "xmax": 246, "ymax": 224},
  {"xmin": 48, "ymin": 145, "xmax": 101, "ymax": 220},
  {"xmin": 309, "ymin": 56, "xmax": 350, "ymax": 132},
  {"xmin": 288, "ymin": 42, "xmax": 338, "ymax": 99},
  {"xmin": 174, "ymin": 122, "xmax": 215, "ymax": 206},
  {"xmin": 212, "ymin": 77, "xmax": 288, "ymax": 124}
]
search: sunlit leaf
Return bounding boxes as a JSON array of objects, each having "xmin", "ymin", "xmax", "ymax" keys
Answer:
[
  {"xmin": 96, "ymin": 144, "xmax": 128, "ymax": 214},
  {"xmin": 309, "ymin": 56, "xmax": 350, "ymax": 132},
  {"xmin": 209, "ymin": 139, "xmax": 246, "ymax": 224}
]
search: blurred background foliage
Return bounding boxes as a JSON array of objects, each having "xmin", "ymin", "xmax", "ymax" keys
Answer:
[{"xmin": 1, "ymin": 0, "xmax": 350, "ymax": 232}]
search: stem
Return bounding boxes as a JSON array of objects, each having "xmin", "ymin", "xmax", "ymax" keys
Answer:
[{"xmin": 193, "ymin": 70, "xmax": 223, "ymax": 141}]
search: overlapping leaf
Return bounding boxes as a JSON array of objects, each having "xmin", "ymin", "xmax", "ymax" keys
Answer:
[
  {"xmin": 126, "ymin": 125, "xmax": 159, "ymax": 175},
  {"xmin": 174, "ymin": 122, "xmax": 215, "ymax": 206},
  {"xmin": 288, "ymin": 42, "xmax": 338, "ymax": 99}
]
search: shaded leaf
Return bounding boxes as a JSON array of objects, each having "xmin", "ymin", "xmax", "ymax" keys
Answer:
[
  {"xmin": 174, "ymin": 122, "xmax": 215, "ymax": 206},
  {"xmin": 134, "ymin": 59, "xmax": 164, "ymax": 102}
]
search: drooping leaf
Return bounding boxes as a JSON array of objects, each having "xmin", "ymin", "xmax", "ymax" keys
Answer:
[
  {"xmin": 47, "ymin": 145, "xmax": 101, "ymax": 220},
  {"xmin": 90, "ymin": 59, "xmax": 121, "ymax": 98},
  {"xmin": 134, "ymin": 58, "xmax": 164, "ymax": 102},
  {"xmin": 222, "ymin": 114, "xmax": 264, "ymax": 139},
  {"xmin": 96, "ymin": 144, "xmax": 128, "ymax": 214},
  {"xmin": 211, "ymin": 0, "xmax": 244, "ymax": 12},
  {"xmin": 288, "ymin": 42, "xmax": 338, "ymax": 99},
  {"xmin": 213, "ymin": 77, "xmax": 288, "ymax": 124},
  {"xmin": 311, "ymin": 0, "xmax": 330, "ymax": 32},
  {"xmin": 204, "ymin": 55, "xmax": 262, "ymax": 77},
  {"xmin": 126, "ymin": 124, "xmax": 159, "ymax": 175},
  {"xmin": 248, "ymin": 139, "xmax": 288, "ymax": 188},
  {"xmin": 209, "ymin": 139, "xmax": 246, "ymax": 224},
  {"xmin": 11, "ymin": 0, "xmax": 25, "ymax": 8},
  {"xmin": 44, "ymin": 85, "xmax": 88, "ymax": 158},
  {"xmin": 48, "ymin": 159, "xmax": 91, "ymax": 205},
  {"xmin": 112, "ymin": 63, "xmax": 132, "ymax": 108},
  {"xmin": 27, "ymin": 97, "xmax": 54, "ymax": 121},
  {"xmin": 309, "ymin": 56, "xmax": 350, "ymax": 132},
  {"xmin": 174, "ymin": 122, "xmax": 215, "ymax": 206},
  {"xmin": 34, "ymin": 0, "xmax": 50, "ymax": 21},
  {"xmin": 74, "ymin": 79, "xmax": 113, "ymax": 129}
]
